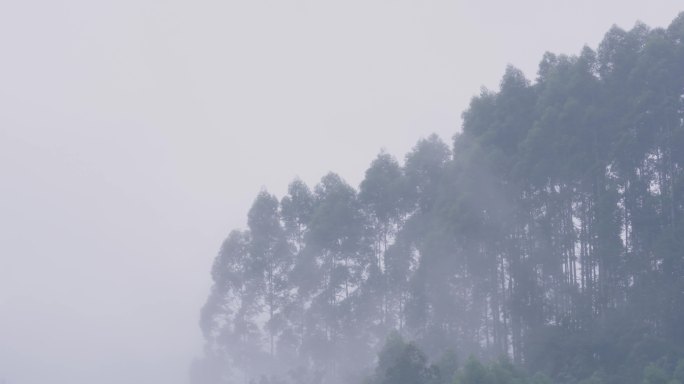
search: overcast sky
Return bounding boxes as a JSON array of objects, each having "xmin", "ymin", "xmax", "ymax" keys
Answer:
[{"xmin": 0, "ymin": 1, "xmax": 682, "ymax": 383}]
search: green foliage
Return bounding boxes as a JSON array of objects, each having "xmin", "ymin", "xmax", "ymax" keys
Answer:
[
  {"xmin": 456, "ymin": 357, "xmax": 493, "ymax": 384},
  {"xmin": 434, "ymin": 349, "xmax": 459, "ymax": 384},
  {"xmin": 454, "ymin": 356, "xmax": 543, "ymax": 384},
  {"xmin": 577, "ymin": 371, "xmax": 606, "ymax": 384},
  {"xmin": 371, "ymin": 332, "xmax": 438, "ymax": 384},
  {"xmin": 643, "ymin": 364, "xmax": 669, "ymax": 384},
  {"xmin": 673, "ymin": 360, "xmax": 684, "ymax": 384}
]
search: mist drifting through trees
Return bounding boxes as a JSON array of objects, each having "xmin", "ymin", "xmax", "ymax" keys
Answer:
[{"xmin": 195, "ymin": 13, "xmax": 684, "ymax": 384}]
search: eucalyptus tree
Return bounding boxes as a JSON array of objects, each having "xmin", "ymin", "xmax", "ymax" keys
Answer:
[
  {"xmin": 278, "ymin": 179, "xmax": 315, "ymax": 366},
  {"xmin": 199, "ymin": 229, "xmax": 257, "ymax": 381},
  {"xmin": 300, "ymin": 172, "xmax": 371, "ymax": 376},
  {"xmin": 281, "ymin": 179, "xmax": 315, "ymax": 251},
  {"xmin": 247, "ymin": 191, "xmax": 293, "ymax": 358},
  {"xmin": 359, "ymin": 152, "xmax": 411, "ymax": 336}
]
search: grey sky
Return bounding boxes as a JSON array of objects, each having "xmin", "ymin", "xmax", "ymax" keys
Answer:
[{"xmin": 0, "ymin": 1, "xmax": 681, "ymax": 383}]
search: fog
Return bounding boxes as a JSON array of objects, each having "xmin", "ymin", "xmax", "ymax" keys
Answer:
[{"xmin": 1, "ymin": 1, "xmax": 682, "ymax": 383}]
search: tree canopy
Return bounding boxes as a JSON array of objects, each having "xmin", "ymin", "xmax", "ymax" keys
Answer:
[{"xmin": 194, "ymin": 12, "xmax": 684, "ymax": 384}]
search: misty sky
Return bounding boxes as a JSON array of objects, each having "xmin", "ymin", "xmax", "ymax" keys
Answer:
[{"xmin": 1, "ymin": 1, "xmax": 682, "ymax": 383}]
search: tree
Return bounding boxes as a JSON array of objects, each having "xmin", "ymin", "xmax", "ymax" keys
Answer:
[{"xmin": 372, "ymin": 332, "xmax": 437, "ymax": 384}]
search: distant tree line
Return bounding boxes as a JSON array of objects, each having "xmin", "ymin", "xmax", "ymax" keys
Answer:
[
  {"xmin": 192, "ymin": 12, "xmax": 684, "ymax": 384},
  {"xmin": 366, "ymin": 333, "xmax": 684, "ymax": 384}
]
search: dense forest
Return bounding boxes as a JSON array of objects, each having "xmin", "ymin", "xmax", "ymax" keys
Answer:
[{"xmin": 192, "ymin": 13, "xmax": 684, "ymax": 384}]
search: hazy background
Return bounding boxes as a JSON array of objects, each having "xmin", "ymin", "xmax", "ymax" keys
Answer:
[{"xmin": 0, "ymin": 1, "xmax": 681, "ymax": 383}]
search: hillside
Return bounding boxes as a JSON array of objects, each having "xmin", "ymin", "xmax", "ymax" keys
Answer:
[{"xmin": 195, "ymin": 12, "xmax": 684, "ymax": 384}]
